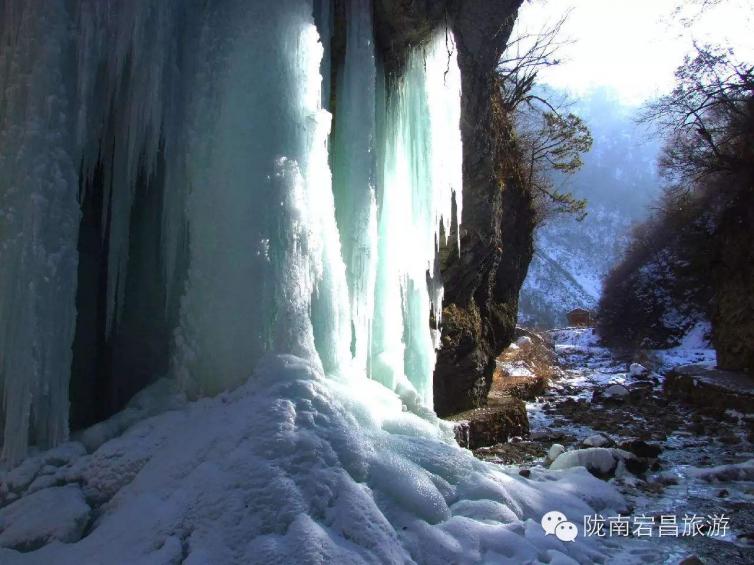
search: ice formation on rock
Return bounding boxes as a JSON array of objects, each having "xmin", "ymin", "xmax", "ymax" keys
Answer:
[
  {"xmin": 0, "ymin": 1, "xmax": 625, "ymax": 562},
  {"xmin": 0, "ymin": 0, "xmax": 461, "ymax": 462}
]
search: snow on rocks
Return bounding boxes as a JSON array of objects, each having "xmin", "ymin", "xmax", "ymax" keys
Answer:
[
  {"xmin": 496, "ymin": 360, "xmax": 535, "ymax": 378},
  {"xmin": 549, "ymin": 448, "xmax": 640, "ymax": 479},
  {"xmin": 2, "ymin": 459, "xmax": 44, "ymax": 495},
  {"xmin": 546, "ymin": 443, "xmax": 566, "ymax": 465},
  {"xmin": 602, "ymin": 384, "xmax": 629, "ymax": 400},
  {"xmin": 591, "ymin": 383, "xmax": 629, "ymax": 403},
  {"xmin": 581, "ymin": 434, "xmax": 614, "ymax": 448},
  {"xmin": 0, "ymin": 486, "xmax": 90, "ymax": 551},
  {"xmin": 76, "ymin": 378, "xmax": 186, "ymax": 453},
  {"xmin": 0, "ymin": 442, "xmax": 87, "ymax": 503},
  {"xmin": 629, "ymin": 363, "xmax": 648, "ymax": 377}
]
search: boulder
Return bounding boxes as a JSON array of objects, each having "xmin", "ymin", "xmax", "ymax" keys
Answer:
[
  {"xmin": 664, "ymin": 365, "xmax": 754, "ymax": 413},
  {"xmin": 453, "ymin": 420, "xmax": 471, "ymax": 449},
  {"xmin": 515, "ymin": 336, "xmax": 533, "ymax": 351},
  {"xmin": 592, "ymin": 383, "xmax": 629, "ymax": 403},
  {"xmin": 549, "ymin": 448, "xmax": 640, "ymax": 479},
  {"xmin": 582, "ymin": 434, "xmax": 614, "ymax": 448},
  {"xmin": 618, "ymin": 439, "xmax": 662, "ymax": 459},
  {"xmin": 629, "ymin": 363, "xmax": 648, "ymax": 376},
  {"xmin": 447, "ymin": 396, "xmax": 529, "ymax": 449}
]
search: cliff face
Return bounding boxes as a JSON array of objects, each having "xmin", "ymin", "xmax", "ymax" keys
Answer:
[
  {"xmin": 437, "ymin": 1, "xmax": 533, "ymax": 417},
  {"xmin": 372, "ymin": 0, "xmax": 446, "ymax": 74},
  {"xmin": 371, "ymin": 0, "xmax": 531, "ymax": 416},
  {"xmin": 342, "ymin": 0, "xmax": 532, "ymax": 416},
  {"xmin": 435, "ymin": 87, "xmax": 534, "ymax": 416}
]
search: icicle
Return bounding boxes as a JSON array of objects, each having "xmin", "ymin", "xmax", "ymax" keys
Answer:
[
  {"xmin": 330, "ymin": 0, "xmax": 379, "ymax": 376},
  {"xmin": 0, "ymin": 0, "xmax": 463, "ymax": 463},
  {"xmin": 73, "ymin": 1, "xmax": 184, "ymax": 337},
  {"xmin": 313, "ymin": 0, "xmax": 333, "ymax": 109},
  {"xmin": 370, "ymin": 31, "xmax": 463, "ymax": 408}
]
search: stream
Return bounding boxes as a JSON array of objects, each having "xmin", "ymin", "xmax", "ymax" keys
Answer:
[{"xmin": 481, "ymin": 328, "xmax": 754, "ymax": 564}]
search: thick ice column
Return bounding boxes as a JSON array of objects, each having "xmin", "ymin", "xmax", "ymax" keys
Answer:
[
  {"xmin": 0, "ymin": 2, "xmax": 80, "ymax": 464},
  {"xmin": 371, "ymin": 31, "xmax": 463, "ymax": 408},
  {"xmin": 173, "ymin": 0, "xmax": 351, "ymax": 392},
  {"xmin": 330, "ymin": 0, "xmax": 379, "ymax": 375}
]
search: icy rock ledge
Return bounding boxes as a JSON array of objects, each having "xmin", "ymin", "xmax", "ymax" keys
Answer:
[{"xmin": 0, "ymin": 356, "xmax": 625, "ymax": 564}]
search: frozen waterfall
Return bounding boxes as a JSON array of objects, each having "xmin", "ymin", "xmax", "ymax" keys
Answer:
[
  {"xmin": 0, "ymin": 0, "xmax": 461, "ymax": 463},
  {"xmin": 0, "ymin": 3, "xmax": 625, "ymax": 563}
]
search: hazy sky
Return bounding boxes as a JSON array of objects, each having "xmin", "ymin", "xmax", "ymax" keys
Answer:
[{"xmin": 514, "ymin": 0, "xmax": 754, "ymax": 106}]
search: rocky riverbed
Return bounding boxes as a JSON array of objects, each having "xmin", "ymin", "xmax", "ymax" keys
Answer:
[{"xmin": 473, "ymin": 328, "xmax": 754, "ymax": 564}]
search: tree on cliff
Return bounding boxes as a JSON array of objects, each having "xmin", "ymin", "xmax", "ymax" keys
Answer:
[
  {"xmin": 514, "ymin": 103, "xmax": 592, "ymax": 223},
  {"xmin": 495, "ymin": 10, "xmax": 592, "ymax": 224}
]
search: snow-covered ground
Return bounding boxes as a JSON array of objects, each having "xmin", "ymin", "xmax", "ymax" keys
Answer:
[
  {"xmin": 0, "ymin": 354, "xmax": 628, "ymax": 564},
  {"xmin": 2, "ymin": 328, "xmax": 748, "ymax": 564}
]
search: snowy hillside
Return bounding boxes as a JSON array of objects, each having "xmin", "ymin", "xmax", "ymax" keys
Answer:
[{"xmin": 519, "ymin": 205, "xmax": 633, "ymax": 327}]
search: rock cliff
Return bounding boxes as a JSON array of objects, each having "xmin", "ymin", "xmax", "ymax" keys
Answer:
[
  {"xmin": 371, "ymin": 0, "xmax": 532, "ymax": 416},
  {"xmin": 439, "ymin": 1, "xmax": 533, "ymax": 416}
]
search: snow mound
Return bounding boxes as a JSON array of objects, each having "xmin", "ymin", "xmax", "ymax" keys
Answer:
[
  {"xmin": 582, "ymin": 434, "xmax": 614, "ymax": 448},
  {"xmin": 549, "ymin": 328, "xmax": 600, "ymax": 348},
  {"xmin": 548, "ymin": 444, "xmax": 566, "ymax": 462},
  {"xmin": 0, "ymin": 485, "xmax": 90, "ymax": 551},
  {"xmin": 0, "ymin": 355, "xmax": 625, "ymax": 564}
]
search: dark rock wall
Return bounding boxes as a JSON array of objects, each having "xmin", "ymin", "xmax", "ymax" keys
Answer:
[
  {"xmin": 372, "ymin": 0, "xmax": 446, "ymax": 76},
  {"xmin": 436, "ymin": 1, "xmax": 533, "ymax": 417}
]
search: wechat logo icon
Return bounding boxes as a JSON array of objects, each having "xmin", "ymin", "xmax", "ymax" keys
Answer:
[{"xmin": 541, "ymin": 511, "xmax": 578, "ymax": 542}]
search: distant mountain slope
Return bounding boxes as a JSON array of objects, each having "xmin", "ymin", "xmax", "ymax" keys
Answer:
[
  {"xmin": 519, "ymin": 206, "xmax": 632, "ymax": 328},
  {"xmin": 517, "ymin": 88, "xmax": 662, "ymax": 329}
]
